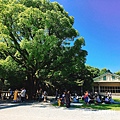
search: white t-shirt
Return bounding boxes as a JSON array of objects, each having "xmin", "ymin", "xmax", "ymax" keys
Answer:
[{"xmin": 21, "ymin": 89, "xmax": 26, "ymax": 97}]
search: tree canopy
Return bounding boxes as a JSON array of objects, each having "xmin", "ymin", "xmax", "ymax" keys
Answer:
[{"xmin": 0, "ymin": 0, "xmax": 88, "ymax": 97}]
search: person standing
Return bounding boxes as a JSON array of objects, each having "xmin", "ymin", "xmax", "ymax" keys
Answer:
[
  {"xmin": 65, "ymin": 91, "xmax": 71, "ymax": 108},
  {"xmin": 13, "ymin": 89, "xmax": 18, "ymax": 102},
  {"xmin": 55, "ymin": 89, "xmax": 59, "ymax": 100},
  {"xmin": 8, "ymin": 88, "xmax": 13, "ymax": 99},
  {"xmin": 20, "ymin": 87, "xmax": 26, "ymax": 102},
  {"xmin": 61, "ymin": 91, "xmax": 66, "ymax": 105},
  {"xmin": 43, "ymin": 91, "xmax": 47, "ymax": 102},
  {"xmin": 38, "ymin": 88, "xmax": 43, "ymax": 102},
  {"xmin": 84, "ymin": 91, "xmax": 89, "ymax": 104}
]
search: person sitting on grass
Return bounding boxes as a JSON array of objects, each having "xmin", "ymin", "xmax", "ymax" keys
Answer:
[
  {"xmin": 95, "ymin": 96, "xmax": 102, "ymax": 104},
  {"xmin": 73, "ymin": 96, "xmax": 79, "ymax": 103},
  {"xmin": 88, "ymin": 94, "xmax": 95, "ymax": 104},
  {"xmin": 109, "ymin": 97, "xmax": 120, "ymax": 104},
  {"xmin": 73, "ymin": 93, "xmax": 79, "ymax": 103},
  {"xmin": 104, "ymin": 96, "xmax": 111, "ymax": 104}
]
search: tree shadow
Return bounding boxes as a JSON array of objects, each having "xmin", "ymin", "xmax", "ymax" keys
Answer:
[{"xmin": 0, "ymin": 100, "xmax": 33, "ymax": 110}]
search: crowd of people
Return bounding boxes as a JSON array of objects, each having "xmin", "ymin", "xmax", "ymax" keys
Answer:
[
  {"xmin": 1, "ymin": 87, "xmax": 48, "ymax": 103},
  {"xmin": 36, "ymin": 88, "xmax": 79, "ymax": 108},
  {"xmin": 1, "ymin": 88, "xmax": 120, "ymax": 106},
  {"xmin": 56, "ymin": 90, "xmax": 71, "ymax": 108},
  {"xmin": 36, "ymin": 88, "xmax": 48, "ymax": 102},
  {"xmin": 55, "ymin": 89, "xmax": 80, "ymax": 108},
  {"xmin": 83, "ymin": 91, "xmax": 120, "ymax": 105},
  {"xmin": 55, "ymin": 89, "xmax": 120, "ymax": 108},
  {"xmin": 7, "ymin": 87, "xmax": 26, "ymax": 103},
  {"xmin": 54, "ymin": 89, "xmax": 120, "ymax": 108}
]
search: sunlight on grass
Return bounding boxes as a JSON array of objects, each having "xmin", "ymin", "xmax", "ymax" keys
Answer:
[{"xmin": 52, "ymin": 98, "xmax": 120, "ymax": 111}]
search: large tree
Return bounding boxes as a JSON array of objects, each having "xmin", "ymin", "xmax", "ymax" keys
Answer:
[{"xmin": 0, "ymin": 0, "xmax": 87, "ymax": 98}]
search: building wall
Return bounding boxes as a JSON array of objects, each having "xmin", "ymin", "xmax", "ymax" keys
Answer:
[
  {"xmin": 94, "ymin": 82, "xmax": 120, "ymax": 86},
  {"xmin": 93, "ymin": 72, "xmax": 120, "ymax": 95},
  {"xmin": 93, "ymin": 82, "xmax": 120, "ymax": 95}
]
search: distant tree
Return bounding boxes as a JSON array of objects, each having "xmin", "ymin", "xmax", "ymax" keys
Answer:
[
  {"xmin": 81, "ymin": 65, "xmax": 100, "ymax": 93},
  {"xmin": 86, "ymin": 65, "xmax": 100, "ymax": 78},
  {"xmin": 100, "ymin": 68, "xmax": 108, "ymax": 75},
  {"xmin": 115, "ymin": 71, "xmax": 120, "ymax": 76}
]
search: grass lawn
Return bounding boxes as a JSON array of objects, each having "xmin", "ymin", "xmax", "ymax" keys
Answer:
[
  {"xmin": 53, "ymin": 98, "xmax": 120, "ymax": 111},
  {"xmin": 73, "ymin": 102, "xmax": 120, "ymax": 111}
]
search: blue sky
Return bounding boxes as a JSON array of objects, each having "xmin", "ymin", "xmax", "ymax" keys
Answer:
[{"xmin": 50, "ymin": 0, "xmax": 120, "ymax": 73}]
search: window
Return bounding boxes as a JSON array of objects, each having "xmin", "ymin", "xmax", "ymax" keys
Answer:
[
  {"xmin": 112, "ymin": 75, "xmax": 115, "ymax": 80},
  {"xmin": 94, "ymin": 86, "xmax": 98, "ymax": 92},
  {"xmin": 100, "ymin": 86, "xmax": 105, "ymax": 92},
  {"xmin": 103, "ymin": 76, "xmax": 106, "ymax": 80},
  {"xmin": 98, "ymin": 86, "xmax": 120, "ymax": 93}
]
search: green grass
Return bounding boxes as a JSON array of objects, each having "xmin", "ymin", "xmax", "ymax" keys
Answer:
[
  {"xmin": 74, "ymin": 103, "xmax": 120, "ymax": 111},
  {"xmin": 53, "ymin": 98, "xmax": 120, "ymax": 111},
  {"xmin": 113, "ymin": 98, "xmax": 120, "ymax": 102}
]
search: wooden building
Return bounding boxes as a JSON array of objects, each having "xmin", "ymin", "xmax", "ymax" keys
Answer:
[{"xmin": 93, "ymin": 71, "xmax": 120, "ymax": 95}]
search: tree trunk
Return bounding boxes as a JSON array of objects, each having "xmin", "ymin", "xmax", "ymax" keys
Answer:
[{"xmin": 26, "ymin": 73, "xmax": 35, "ymax": 100}]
